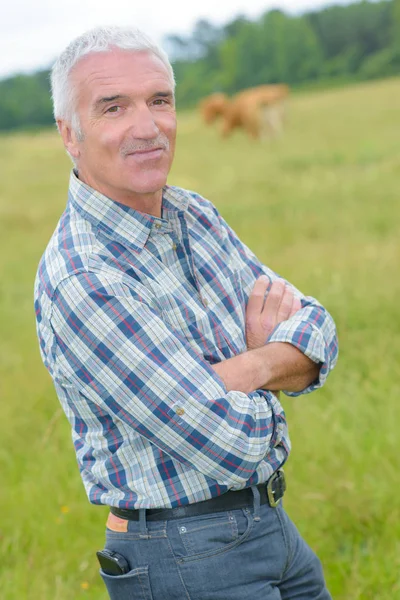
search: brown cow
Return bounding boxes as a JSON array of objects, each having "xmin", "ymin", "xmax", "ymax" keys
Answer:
[
  {"xmin": 221, "ymin": 84, "xmax": 289, "ymax": 140},
  {"xmin": 198, "ymin": 92, "xmax": 229, "ymax": 125}
]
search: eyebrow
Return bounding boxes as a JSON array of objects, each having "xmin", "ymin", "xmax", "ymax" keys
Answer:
[{"xmin": 153, "ymin": 91, "xmax": 174, "ymax": 99}]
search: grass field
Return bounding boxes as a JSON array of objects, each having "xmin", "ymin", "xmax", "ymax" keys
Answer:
[{"xmin": 1, "ymin": 77, "xmax": 399, "ymax": 599}]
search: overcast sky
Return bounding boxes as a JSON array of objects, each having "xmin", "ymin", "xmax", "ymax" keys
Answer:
[{"xmin": 2, "ymin": 0, "xmax": 353, "ymax": 79}]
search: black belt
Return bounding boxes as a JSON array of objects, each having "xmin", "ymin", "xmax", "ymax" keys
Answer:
[{"xmin": 110, "ymin": 470, "xmax": 286, "ymax": 522}]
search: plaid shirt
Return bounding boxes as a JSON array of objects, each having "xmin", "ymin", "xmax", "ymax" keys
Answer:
[{"xmin": 34, "ymin": 171, "xmax": 338, "ymax": 509}]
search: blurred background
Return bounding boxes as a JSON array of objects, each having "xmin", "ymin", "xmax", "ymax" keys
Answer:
[{"xmin": 1, "ymin": 0, "xmax": 399, "ymax": 598}]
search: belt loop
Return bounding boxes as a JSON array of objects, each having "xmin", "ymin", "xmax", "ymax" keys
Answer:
[
  {"xmin": 139, "ymin": 508, "xmax": 149, "ymax": 538},
  {"xmin": 251, "ymin": 485, "xmax": 261, "ymax": 521}
]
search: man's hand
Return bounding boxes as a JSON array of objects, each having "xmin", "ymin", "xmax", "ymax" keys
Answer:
[
  {"xmin": 211, "ymin": 275, "xmax": 319, "ymax": 394},
  {"xmin": 246, "ymin": 276, "xmax": 302, "ymax": 351}
]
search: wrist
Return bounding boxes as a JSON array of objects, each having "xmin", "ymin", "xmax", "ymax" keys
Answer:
[{"xmin": 247, "ymin": 346, "xmax": 273, "ymax": 391}]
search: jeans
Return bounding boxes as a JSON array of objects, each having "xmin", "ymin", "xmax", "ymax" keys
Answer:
[{"xmin": 99, "ymin": 489, "xmax": 332, "ymax": 600}]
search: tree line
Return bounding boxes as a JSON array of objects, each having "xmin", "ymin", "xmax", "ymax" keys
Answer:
[{"xmin": 0, "ymin": 0, "xmax": 399, "ymax": 132}]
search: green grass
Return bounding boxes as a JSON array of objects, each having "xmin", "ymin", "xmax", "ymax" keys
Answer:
[{"xmin": 1, "ymin": 77, "xmax": 400, "ymax": 599}]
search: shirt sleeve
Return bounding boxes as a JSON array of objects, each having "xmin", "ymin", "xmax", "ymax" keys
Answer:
[
  {"xmin": 209, "ymin": 204, "xmax": 339, "ymax": 395},
  {"xmin": 50, "ymin": 272, "xmax": 288, "ymax": 487}
]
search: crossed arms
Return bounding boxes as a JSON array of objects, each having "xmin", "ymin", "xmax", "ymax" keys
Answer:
[{"xmin": 212, "ymin": 275, "xmax": 320, "ymax": 394}]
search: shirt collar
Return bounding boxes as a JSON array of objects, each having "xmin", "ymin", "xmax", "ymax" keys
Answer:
[{"xmin": 68, "ymin": 170, "xmax": 189, "ymax": 252}]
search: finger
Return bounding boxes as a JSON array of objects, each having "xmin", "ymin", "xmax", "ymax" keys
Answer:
[
  {"xmin": 276, "ymin": 285, "xmax": 295, "ymax": 323},
  {"xmin": 260, "ymin": 279, "xmax": 286, "ymax": 331},
  {"xmin": 290, "ymin": 296, "xmax": 302, "ymax": 317},
  {"xmin": 246, "ymin": 275, "xmax": 270, "ymax": 323}
]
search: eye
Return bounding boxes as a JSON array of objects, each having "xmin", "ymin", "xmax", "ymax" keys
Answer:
[
  {"xmin": 152, "ymin": 98, "xmax": 168, "ymax": 106},
  {"xmin": 106, "ymin": 105, "xmax": 121, "ymax": 113}
]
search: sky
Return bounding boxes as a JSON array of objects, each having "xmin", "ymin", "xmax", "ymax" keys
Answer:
[{"xmin": 1, "ymin": 0, "xmax": 353, "ymax": 80}]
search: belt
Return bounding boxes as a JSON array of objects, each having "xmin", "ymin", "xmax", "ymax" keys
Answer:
[{"xmin": 110, "ymin": 470, "xmax": 286, "ymax": 522}]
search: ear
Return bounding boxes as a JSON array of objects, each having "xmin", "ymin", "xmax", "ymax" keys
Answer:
[{"xmin": 57, "ymin": 119, "xmax": 81, "ymax": 160}]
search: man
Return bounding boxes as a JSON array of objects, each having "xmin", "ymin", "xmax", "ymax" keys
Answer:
[{"xmin": 34, "ymin": 26, "xmax": 338, "ymax": 600}]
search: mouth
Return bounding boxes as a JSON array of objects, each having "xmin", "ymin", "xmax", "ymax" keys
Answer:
[{"xmin": 127, "ymin": 147, "xmax": 164, "ymax": 161}]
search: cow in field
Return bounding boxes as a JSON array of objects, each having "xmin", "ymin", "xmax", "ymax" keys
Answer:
[
  {"xmin": 198, "ymin": 92, "xmax": 229, "ymax": 125},
  {"xmin": 199, "ymin": 85, "xmax": 289, "ymax": 140},
  {"xmin": 221, "ymin": 84, "xmax": 289, "ymax": 140}
]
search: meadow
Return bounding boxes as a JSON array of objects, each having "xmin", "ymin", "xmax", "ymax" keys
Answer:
[{"xmin": 0, "ymin": 77, "xmax": 399, "ymax": 599}]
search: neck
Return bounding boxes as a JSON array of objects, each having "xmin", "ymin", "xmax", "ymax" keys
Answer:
[{"xmin": 76, "ymin": 170, "xmax": 163, "ymax": 218}]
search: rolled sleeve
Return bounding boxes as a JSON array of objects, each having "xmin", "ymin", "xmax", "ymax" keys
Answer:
[{"xmin": 267, "ymin": 299, "xmax": 338, "ymax": 395}]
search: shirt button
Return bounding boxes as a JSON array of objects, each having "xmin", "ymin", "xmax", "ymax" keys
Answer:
[
  {"xmin": 172, "ymin": 243, "xmax": 177, "ymax": 251},
  {"xmin": 202, "ymin": 297, "xmax": 208, "ymax": 307},
  {"xmin": 154, "ymin": 222, "xmax": 162, "ymax": 230},
  {"xmin": 176, "ymin": 407, "xmax": 185, "ymax": 416}
]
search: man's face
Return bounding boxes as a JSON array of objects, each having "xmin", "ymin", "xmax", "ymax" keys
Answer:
[{"xmin": 61, "ymin": 48, "xmax": 177, "ymax": 207}]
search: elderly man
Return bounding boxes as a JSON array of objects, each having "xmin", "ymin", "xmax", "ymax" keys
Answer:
[{"xmin": 34, "ymin": 26, "xmax": 338, "ymax": 600}]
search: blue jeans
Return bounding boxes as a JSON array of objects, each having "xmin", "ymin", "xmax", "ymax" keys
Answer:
[{"xmin": 100, "ymin": 489, "xmax": 332, "ymax": 599}]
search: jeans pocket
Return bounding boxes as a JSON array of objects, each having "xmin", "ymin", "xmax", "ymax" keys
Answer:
[
  {"xmin": 172, "ymin": 508, "xmax": 253, "ymax": 562},
  {"xmin": 100, "ymin": 565, "xmax": 154, "ymax": 600}
]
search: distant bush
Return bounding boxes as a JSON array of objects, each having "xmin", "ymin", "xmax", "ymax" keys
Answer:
[
  {"xmin": 359, "ymin": 47, "xmax": 400, "ymax": 79},
  {"xmin": 0, "ymin": 70, "xmax": 53, "ymax": 131}
]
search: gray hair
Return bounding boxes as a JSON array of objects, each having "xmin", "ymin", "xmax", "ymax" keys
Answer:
[{"xmin": 51, "ymin": 25, "xmax": 175, "ymax": 142}]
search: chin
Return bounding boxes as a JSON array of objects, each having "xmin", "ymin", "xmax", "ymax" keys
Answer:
[{"xmin": 130, "ymin": 173, "xmax": 168, "ymax": 194}]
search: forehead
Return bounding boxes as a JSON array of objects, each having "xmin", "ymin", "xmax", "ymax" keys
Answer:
[{"xmin": 71, "ymin": 49, "xmax": 173, "ymax": 105}]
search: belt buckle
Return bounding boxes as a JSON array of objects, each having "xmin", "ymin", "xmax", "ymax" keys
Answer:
[{"xmin": 267, "ymin": 470, "xmax": 286, "ymax": 507}]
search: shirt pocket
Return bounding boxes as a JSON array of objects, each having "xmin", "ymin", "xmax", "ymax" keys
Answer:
[{"xmin": 160, "ymin": 296, "xmax": 221, "ymax": 361}]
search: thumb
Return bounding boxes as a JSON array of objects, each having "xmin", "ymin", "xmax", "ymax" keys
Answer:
[{"xmin": 290, "ymin": 296, "xmax": 302, "ymax": 317}]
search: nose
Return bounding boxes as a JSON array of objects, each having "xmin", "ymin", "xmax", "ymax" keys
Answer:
[{"xmin": 130, "ymin": 104, "xmax": 159, "ymax": 139}]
